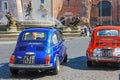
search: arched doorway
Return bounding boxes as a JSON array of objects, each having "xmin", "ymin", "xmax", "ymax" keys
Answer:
[
  {"xmin": 98, "ymin": 1, "xmax": 111, "ymax": 17},
  {"xmin": 98, "ymin": 1, "xmax": 112, "ymax": 25}
]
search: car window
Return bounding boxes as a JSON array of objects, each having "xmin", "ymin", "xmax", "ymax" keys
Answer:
[
  {"xmin": 52, "ymin": 33, "xmax": 58, "ymax": 44},
  {"xmin": 23, "ymin": 32, "xmax": 46, "ymax": 40},
  {"xmin": 97, "ymin": 30, "xmax": 118, "ymax": 36},
  {"xmin": 57, "ymin": 30, "xmax": 63, "ymax": 42}
]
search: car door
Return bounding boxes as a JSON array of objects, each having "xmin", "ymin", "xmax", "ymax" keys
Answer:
[
  {"xmin": 52, "ymin": 31, "xmax": 63, "ymax": 62},
  {"xmin": 56, "ymin": 30, "xmax": 65, "ymax": 62}
]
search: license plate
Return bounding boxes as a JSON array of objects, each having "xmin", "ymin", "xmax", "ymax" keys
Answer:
[{"xmin": 23, "ymin": 55, "xmax": 35, "ymax": 64}]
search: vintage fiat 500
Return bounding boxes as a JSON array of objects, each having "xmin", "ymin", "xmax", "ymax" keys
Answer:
[
  {"xmin": 9, "ymin": 27, "xmax": 67, "ymax": 75},
  {"xmin": 86, "ymin": 25, "xmax": 120, "ymax": 67}
]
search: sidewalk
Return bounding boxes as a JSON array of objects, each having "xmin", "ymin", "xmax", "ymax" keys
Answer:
[{"xmin": 0, "ymin": 33, "xmax": 19, "ymax": 39}]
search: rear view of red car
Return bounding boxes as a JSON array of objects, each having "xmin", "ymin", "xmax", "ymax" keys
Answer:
[{"xmin": 86, "ymin": 25, "xmax": 120, "ymax": 67}]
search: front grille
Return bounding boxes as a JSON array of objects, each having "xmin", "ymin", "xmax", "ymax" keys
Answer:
[
  {"xmin": 102, "ymin": 49, "xmax": 113, "ymax": 57},
  {"xmin": 23, "ymin": 55, "xmax": 35, "ymax": 64}
]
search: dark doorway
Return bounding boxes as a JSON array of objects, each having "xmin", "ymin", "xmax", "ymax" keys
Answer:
[{"xmin": 98, "ymin": 1, "xmax": 111, "ymax": 17}]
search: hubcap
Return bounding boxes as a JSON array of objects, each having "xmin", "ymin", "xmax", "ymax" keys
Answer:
[{"xmin": 57, "ymin": 58, "xmax": 60, "ymax": 71}]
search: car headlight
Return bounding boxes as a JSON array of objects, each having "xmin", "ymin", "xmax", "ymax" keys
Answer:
[
  {"xmin": 93, "ymin": 48, "xmax": 102, "ymax": 57},
  {"xmin": 113, "ymin": 48, "xmax": 120, "ymax": 56}
]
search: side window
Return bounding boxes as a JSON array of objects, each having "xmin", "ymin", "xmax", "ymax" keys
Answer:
[
  {"xmin": 52, "ymin": 33, "xmax": 58, "ymax": 44},
  {"xmin": 57, "ymin": 31, "xmax": 63, "ymax": 42}
]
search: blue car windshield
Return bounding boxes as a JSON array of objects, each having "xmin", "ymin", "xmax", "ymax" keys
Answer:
[
  {"xmin": 22, "ymin": 32, "xmax": 46, "ymax": 41},
  {"xmin": 97, "ymin": 30, "xmax": 119, "ymax": 36}
]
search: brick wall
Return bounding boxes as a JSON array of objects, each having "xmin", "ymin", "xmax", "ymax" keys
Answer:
[
  {"xmin": 91, "ymin": 0, "xmax": 120, "ymax": 24},
  {"xmin": 57, "ymin": 0, "xmax": 81, "ymax": 26}
]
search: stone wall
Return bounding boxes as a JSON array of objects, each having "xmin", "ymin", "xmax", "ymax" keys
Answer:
[{"xmin": 0, "ymin": 25, "xmax": 7, "ymax": 31}]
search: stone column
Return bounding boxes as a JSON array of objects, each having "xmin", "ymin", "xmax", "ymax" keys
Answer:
[
  {"xmin": 16, "ymin": 0, "xmax": 23, "ymax": 20},
  {"xmin": 80, "ymin": 0, "xmax": 92, "ymax": 28}
]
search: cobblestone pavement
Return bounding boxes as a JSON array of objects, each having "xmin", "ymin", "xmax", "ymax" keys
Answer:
[{"xmin": 0, "ymin": 37, "xmax": 120, "ymax": 80}]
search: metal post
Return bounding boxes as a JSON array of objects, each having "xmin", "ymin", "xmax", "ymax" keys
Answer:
[
  {"xmin": 100, "ymin": 0, "xmax": 102, "ymax": 25},
  {"xmin": 110, "ymin": 0, "xmax": 112, "ymax": 25}
]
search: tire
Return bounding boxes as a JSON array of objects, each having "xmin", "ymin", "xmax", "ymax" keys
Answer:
[
  {"xmin": 63, "ymin": 54, "xmax": 68, "ymax": 63},
  {"xmin": 52, "ymin": 57, "xmax": 60, "ymax": 75},
  {"xmin": 10, "ymin": 68, "xmax": 19, "ymax": 75},
  {"xmin": 87, "ymin": 61, "xmax": 93, "ymax": 67}
]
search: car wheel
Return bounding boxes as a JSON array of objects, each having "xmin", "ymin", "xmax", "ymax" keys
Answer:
[
  {"xmin": 52, "ymin": 57, "xmax": 60, "ymax": 75},
  {"xmin": 10, "ymin": 68, "xmax": 19, "ymax": 75},
  {"xmin": 87, "ymin": 61, "xmax": 93, "ymax": 67},
  {"xmin": 63, "ymin": 54, "xmax": 68, "ymax": 63}
]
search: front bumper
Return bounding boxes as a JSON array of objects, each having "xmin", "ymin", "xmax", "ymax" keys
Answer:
[
  {"xmin": 88, "ymin": 57, "xmax": 120, "ymax": 62},
  {"xmin": 9, "ymin": 63, "xmax": 53, "ymax": 69}
]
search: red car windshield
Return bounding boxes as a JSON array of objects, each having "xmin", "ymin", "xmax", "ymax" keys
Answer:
[{"xmin": 97, "ymin": 30, "xmax": 118, "ymax": 36}]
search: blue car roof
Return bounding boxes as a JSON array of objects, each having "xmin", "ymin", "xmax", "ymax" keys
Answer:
[{"xmin": 22, "ymin": 27, "xmax": 57, "ymax": 32}]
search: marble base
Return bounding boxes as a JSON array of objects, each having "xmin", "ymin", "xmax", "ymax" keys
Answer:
[{"xmin": 7, "ymin": 26, "xmax": 17, "ymax": 32}]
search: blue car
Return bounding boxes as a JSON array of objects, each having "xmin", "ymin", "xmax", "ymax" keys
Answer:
[{"xmin": 9, "ymin": 27, "xmax": 67, "ymax": 75}]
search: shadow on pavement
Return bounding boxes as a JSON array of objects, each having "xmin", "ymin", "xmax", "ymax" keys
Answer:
[
  {"xmin": 10, "ymin": 71, "xmax": 54, "ymax": 79},
  {"xmin": 62, "ymin": 56, "xmax": 87, "ymax": 70},
  {"xmin": 62, "ymin": 56, "xmax": 119, "ymax": 71},
  {"xmin": 0, "ymin": 63, "xmax": 11, "ymax": 79}
]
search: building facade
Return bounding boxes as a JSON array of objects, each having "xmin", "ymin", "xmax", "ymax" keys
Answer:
[
  {"xmin": 30, "ymin": 0, "xmax": 64, "ymax": 20},
  {"xmin": 0, "ymin": 0, "xmax": 64, "ymax": 24},
  {"xmin": 0, "ymin": 0, "xmax": 18, "ymax": 24},
  {"xmin": 58, "ymin": 0, "xmax": 120, "ymax": 26},
  {"xmin": 91, "ymin": 0, "xmax": 120, "ymax": 25},
  {"xmin": 57, "ymin": 0, "xmax": 81, "ymax": 26},
  {"xmin": 0, "ymin": 0, "xmax": 120, "ymax": 26}
]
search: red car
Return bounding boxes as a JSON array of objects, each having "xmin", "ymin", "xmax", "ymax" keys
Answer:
[{"xmin": 86, "ymin": 25, "xmax": 120, "ymax": 67}]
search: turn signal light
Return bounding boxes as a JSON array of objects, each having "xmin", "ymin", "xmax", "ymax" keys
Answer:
[
  {"xmin": 46, "ymin": 55, "xmax": 50, "ymax": 64},
  {"xmin": 90, "ymin": 48, "xmax": 93, "ymax": 53},
  {"xmin": 10, "ymin": 55, "xmax": 15, "ymax": 64},
  {"xmin": 89, "ymin": 48, "xmax": 93, "ymax": 56}
]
